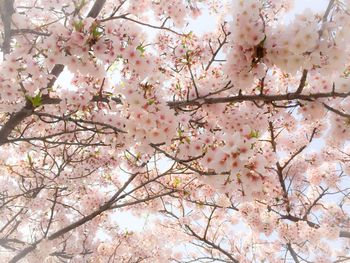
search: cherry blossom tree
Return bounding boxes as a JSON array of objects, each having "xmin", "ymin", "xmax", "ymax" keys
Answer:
[{"xmin": 1, "ymin": 0, "xmax": 350, "ymax": 262}]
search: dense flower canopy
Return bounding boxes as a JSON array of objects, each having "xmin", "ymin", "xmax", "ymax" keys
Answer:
[{"xmin": 1, "ymin": 0, "xmax": 350, "ymax": 262}]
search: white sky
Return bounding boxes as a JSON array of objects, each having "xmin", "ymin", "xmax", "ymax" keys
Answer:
[{"xmin": 190, "ymin": 0, "xmax": 330, "ymax": 33}]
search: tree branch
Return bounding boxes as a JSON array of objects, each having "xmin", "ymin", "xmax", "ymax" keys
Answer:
[
  {"xmin": 0, "ymin": 0, "xmax": 15, "ymax": 55},
  {"xmin": 295, "ymin": 69, "xmax": 308, "ymax": 94},
  {"xmin": 339, "ymin": 230, "xmax": 350, "ymax": 238},
  {"xmin": 87, "ymin": 0, "xmax": 107, "ymax": 18},
  {"xmin": 168, "ymin": 90, "xmax": 350, "ymax": 109},
  {"xmin": 319, "ymin": 0, "xmax": 336, "ymax": 38},
  {"xmin": 0, "ymin": 102, "xmax": 33, "ymax": 145},
  {"xmin": 287, "ymin": 243, "xmax": 300, "ymax": 263}
]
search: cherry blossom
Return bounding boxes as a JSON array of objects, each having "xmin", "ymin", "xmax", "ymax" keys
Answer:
[{"xmin": 1, "ymin": 0, "xmax": 350, "ymax": 262}]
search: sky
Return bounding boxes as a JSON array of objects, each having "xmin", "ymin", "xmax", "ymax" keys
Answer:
[
  {"xmin": 186, "ymin": 0, "xmax": 330, "ymax": 35},
  {"xmin": 293, "ymin": 0, "xmax": 329, "ymax": 14}
]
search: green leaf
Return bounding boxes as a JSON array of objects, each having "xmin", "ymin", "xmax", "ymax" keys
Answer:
[
  {"xmin": 103, "ymin": 173, "xmax": 112, "ymax": 180},
  {"xmin": 26, "ymin": 94, "xmax": 42, "ymax": 108},
  {"xmin": 91, "ymin": 25, "xmax": 103, "ymax": 38},
  {"xmin": 177, "ymin": 128, "xmax": 183, "ymax": 138},
  {"xmin": 74, "ymin": 20, "xmax": 84, "ymax": 32},
  {"xmin": 197, "ymin": 201, "xmax": 204, "ymax": 208},
  {"xmin": 136, "ymin": 43, "xmax": 146, "ymax": 55},
  {"xmin": 147, "ymin": 98, "xmax": 155, "ymax": 105},
  {"xmin": 173, "ymin": 177, "xmax": 181, "ymax": 188},
  {"xmin": 249, "ymin": 130, "xmax": 259, "ymax": 138},
  {"xmin": 135, "ymin": 152, "xmax": 141, "ymax": 161},
  {"xmin": 125, "ymin": 230, "xmax": 133, "ymax": 236},
  {"xmin": 236, "ymin": 173, "xmax": 241, "ymax": 183},
  {"xmin": 27, "ymin": 153, "xmax": 33, "ymax": 165}
]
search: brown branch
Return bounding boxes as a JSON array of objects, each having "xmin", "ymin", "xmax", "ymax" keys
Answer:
[
  {"xmin": 319, "ymin": 0, "xmax": 336, "ymax": 38},
  {"xmin": 100, "ymin": 14, "xmax": 183, "ymax": 36},
  {"xmin": 150, "ymin": 143, "xmax": 219, "ymax": 176},
  {"xmin": 87, "ymin": 0, "xmax": 107, "ymax": 18},
  {"xmin": 0, "ymin": 0, "xmax": 14, "ymax": 55},
  {"xmin": 0, "ymin": 208, "xmax": 25, "ymax": 233},
  {"xmin": 302, "ymin": 188, "xmax": 328, "ymax": 221},
  {"xmin": 34, "ymin": 112, "xmax": 126, "ymax": 133},
  {"xmin": 280, "ymin": 214, "xmax": 319, "ymax": 229},
  {"xmin": 295, "ymin": 69, "xmax": 308, "ymax": 94},
  {"xmin": 334, "ymin": 257, "xmax": 350, "ymax": 263},
  {"xmin": 280, "ymin": 145, "xmax": 307, "ymax": 170},
  {"xmin": 44, "ymin": 188, "xmax": 59, "ymax": 238},
  {"xmin": 168, "ymin": 90, "xmax": 350, "ymax": 109},
  {"xmin": 111, "ymin": 190, "xmax": 177, "ymax": 209},
  {"xmin": 274, "ymin": 127, "xmax": 317, "ymax": 214},
  {"xmin": 11, "ymin": 28, "xmax": 51, "ymax": 36},
  {"xmin": 0, "ymin": 102, "xmax": 34, "ymax": 145},
  {"xmin": 268, "ymin": 121, "xmax": 277, "ymax": 152},
  {"xmin": 322, "ymin": 102, "xmax": 350, "ymax": 119},
  {"xmin": 339, "ymin": 230, "xmax": 350, "ymax": 238},
  {"xmin": 287, "ymin": 243, "xmax": 300, "ymax": 263},
  {"xmin": 8, "ymin": 241, "xmax": 41, "ymax": 263},
  {"xmin": 41, "ymin": 94, "xmax": 122, "ymax": 105},
  {"xmin": 187, "ymin": 59, "xmax": 199, "ymax": 98},
  {"xmin": 203, "ymin": 207, "xmax": 216, "ymax": 240},
  {"xmin": 276, "ymin": 162, "xmax": 291, "ymax": 213},
  {"xmin": 185, "ymin": 224, "xmax": 239, "ymax": 263},
  {"xmin": 205, "ymin": 24, "xmax": 230, "ymax": 71},
  {"xmin": 48, "ymin": 172, "xmax": 138, "ymax": 240}
]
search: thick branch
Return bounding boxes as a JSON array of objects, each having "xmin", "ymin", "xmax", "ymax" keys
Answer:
[
  {"xmin": 319, "ymin": 0, "xmax": 336, "ymax": 38},
  {"xmin": 41, "ymin": 94, "xmax": 122, "ymax": 105},
  {"xmin": 340, "ymin": 230, "xmax": 350, "ymax": 238},
  {"xmin": 87, "ymin": 0, "xmax": 107, "ymax": 18},
  {"xmin": 287, "ymin": 243, "xmax": 300, "ymax": 263},
  {"xmin": 168, "ymin": 90, "xmax": 350, "ymax": 109},
  {"xmin": 0, "ymin": 102, "xmax": 33, "ymax": 145},
  {"xmin": 0, "ymin": 0, "xmax": 15, "ymax": 55},
  {"xmin": 295, "ymin": 69, "xmax": 308, "ymax": 94},
  {"xmin": 11, "ymin": 28, "xmax": 51, "ymax": 36},
  {"xmin": 322, "ymin": 102, "xmax": 350, "ymax": 119}
]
